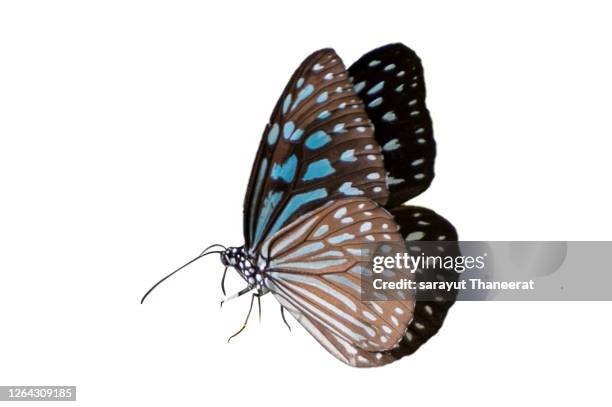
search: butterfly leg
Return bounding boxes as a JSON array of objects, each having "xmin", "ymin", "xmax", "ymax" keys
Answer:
[
  {"xmin": 227, "ymin": 292, "xmax": 260, "ymax": 343},
  {"xmin": 220, "ymin": 285, "xmax": 253, "ymax": 308},
  {"xmin": 220, "ymin": 267, "xmax": 228, "ymax": 296},
  {"xmin": 280, "ymin": 306, "xmax": 292, "ymax": 332},
  {"xmin": 257, "ymin": 294, "xmax": 262, "ymax": 323}
]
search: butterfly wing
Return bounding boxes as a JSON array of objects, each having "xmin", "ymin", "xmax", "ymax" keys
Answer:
[
  {"xmin": 260, "ymin": 197, "xmax": 415, "ymax": 367},
  {"xmin": 244, "ymin": 49, "xmax": 390, "ymax": 253},
  {"xmin": 318, "ymin": 206, "xmax": 459, "ymax": 366},
  {"xmin": 381, "ymin": 206, "xmax": 460, "ymax": 360},
  {"xmin": 349, "ymin": 43, "xmax": 436, "ymax": 208}
]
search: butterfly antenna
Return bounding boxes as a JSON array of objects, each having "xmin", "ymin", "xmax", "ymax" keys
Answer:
[
  {"xmin": 227, "ymin": 293, "xmax": 260, "ymax": 343},
  {"xmin": 280, "ymin": 306, "xmax": 292, "ymax": 332},
  {"xmin": 140, "ymin": 246, "xmax": 225, "ymax": 304},
  {"xmin": 199, "ymin": 243, "xmax": 226, "ymax": 255}
]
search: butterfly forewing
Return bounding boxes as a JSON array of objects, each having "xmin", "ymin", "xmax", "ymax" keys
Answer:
[
  {"xmin": 349, "ymin": 43, "xmax": 436, "ymax": 208},
  {"xmin": 244, "ymin": 49, "xmax": 390, "ymax": 253},
  {"xmin": 261, "ymin": 198, "xmax": 415, "ymax": 367}
]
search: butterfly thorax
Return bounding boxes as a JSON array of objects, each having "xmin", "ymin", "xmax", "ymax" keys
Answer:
[{"xmin": 221, "ymin": 246, "xmax": 268, "ymax": 294}]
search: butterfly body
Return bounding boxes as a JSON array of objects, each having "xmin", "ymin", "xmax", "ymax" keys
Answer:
[{"xmin": 221, "ymin": 246, "xmax": 269, "ymax": 294}]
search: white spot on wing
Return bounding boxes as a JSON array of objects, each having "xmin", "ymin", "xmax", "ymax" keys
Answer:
[
  {"xmin": 334, "ymin": 207, "xmax": 347, "ymax": 218},
  {"xmin": 383, "ymin": 139, "xmax": 400, "ymax": 151},
  {"xmin": 406, "ymin": 231, "xmax": 425, "ymax": 241},
  {"xmin": 359, "ymin": 222, "xmax": 372, "ymax": 233},
  {"xmin": 328, "ymin": 233, "xmax": 355, "ymax": 244},
  {"xmin": 312, "ymin": 63, "xmax": 324, "ymax": 72},
  {"xmin": 313, "ymin": 224, "xmax": 329, "ymax": 237}
]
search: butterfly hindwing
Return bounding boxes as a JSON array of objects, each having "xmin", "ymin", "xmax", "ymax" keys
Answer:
[
  {"xmin": 349, "ymin": 43, "xmax": 436, "ymax": 208},
  {"xmin": 272, "ymin": 296, "xmax": 400, "ymax": 367},
  {"xmin": 244, "ymin": 49, "xmax": 390, "ymax": 253},
  {"xmin": 261, "ymin": 198, "xmax": 415, "ymax": 367},
  {"xmin": 321, "ymin": 206, "xmax": 459, "ymax": 366},
  {"xmin": 382, "ymin": 205, "xmax": 459, "ymax": 361}
]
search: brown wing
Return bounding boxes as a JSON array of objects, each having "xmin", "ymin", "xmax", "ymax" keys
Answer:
[
  {"xmin": 261, "ymin": 198, "xmax": 415, "ymax": 367},
  {"xmin": 243, "ymin": 49, "xmax": 389, "ymax": 253}
]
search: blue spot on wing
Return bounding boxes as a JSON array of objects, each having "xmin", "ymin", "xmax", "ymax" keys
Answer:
[
  {"xmin": 283, "ymin": 122, "xmax": 295, "ymax": 139},
  {"xmin": 282, "ymin": 94, "xmax": 292, "ymax": 115},
  {"xmin": 248, "ymin": 158, "xmax": 268, "ymax": 243},
  {"xmin": 382, "ymin": 111, "xmax": 397, "ymax": 122},
  {"xmin": 353, "ymin": 81, "xmax": 366, "ymax": 93},
  {"xmin": 282, "ymin": 121, "xmax": 303, "ymax": 141},
  {"xmin": 305, "ymin": 130, "xmax": 331, "ymax": 150},
  {"xmin": 289, "ymin": 128, "xmax": 304, "ymax": 141},
  {"xmin": 271, "ymin": 155, "xmax": 298, "ymax": 183},
  {"xmin": 318, "ymin": 110, "xmax": 331, "ymax": 120},
  {"xmin": 340, "ymin": 149, "xmax": 357, "ymax": 162},
  {"xmin": 367, "ymin": 81, "xmax": 385, "ymax": 95},
  {"xmin": 267, "ymin": 124, "xmax": 279, "ymax": 145},
  {"xmin": 253, "ymin": 190, "xmax": 283, "ymax": 248},
  {"xmin": 383, "ymin": 138, "xmax": 400, "ymax": 151},
  {"xmin": 292, "ymin": 84, "xmax": 314, "ymax": 111},
  {"xmin": 303, "ymin": 159, "xmax": 335, "ymax": 181},
  {"xmin": 269, "ymin": 188, "xmax": 327, "ymax": 237},
  {"xmin": 368, "ymin": 97, "xmax": 383, "ymax": 108}
]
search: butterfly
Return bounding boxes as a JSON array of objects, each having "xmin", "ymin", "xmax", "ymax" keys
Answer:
[{"xmin": 142, "ymin": 43, "xmax": 459, "ymax": 367}]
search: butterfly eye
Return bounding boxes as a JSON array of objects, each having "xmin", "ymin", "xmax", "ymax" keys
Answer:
[{"xmin": 221, "ymin": 253, "xmax": 230, "ymax": 266}]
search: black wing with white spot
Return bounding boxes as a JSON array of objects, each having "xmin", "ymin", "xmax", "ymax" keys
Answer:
[
  {"xmin": 387, "ymin": 205, "xmax": 459, "ymax": 359},
  {"xmin": 349, "ymin": 43, "xmax": 436, "ymax": 209},
  {"xmin": 243, "ymin": 49, "xmax": 390, "ymax": 253}
]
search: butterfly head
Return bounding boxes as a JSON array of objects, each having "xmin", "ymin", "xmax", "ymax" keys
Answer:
[{"xmin": 221, "ymin": 246, "xmax": 266, "ymax": 290}]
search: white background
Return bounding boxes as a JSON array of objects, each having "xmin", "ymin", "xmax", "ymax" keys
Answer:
[{"xmin": 1, "ymin": 1, "xmax": 611, "ymax": 406}]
